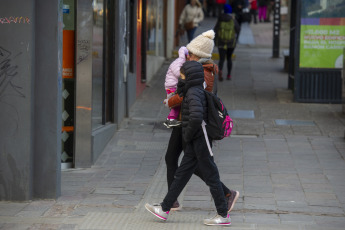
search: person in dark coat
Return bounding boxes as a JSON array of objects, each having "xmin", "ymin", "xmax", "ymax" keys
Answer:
[
  {"xmin": 230, "ymin": 0, "xmax": 246, "ymax": 25},
  {"xmin": 265, "ymin": 0, "xmax": 274, "ymax": 22},
  {"xmin": 249, "ymin": 0, "xmax": 258, "ymax": 24},
  {"xmin": 145, "ymin": 61, "xmax": 231, "ymax": 226},
  {"xmin": 163, "ymin": 30, "xmax": 239, "ymax": 213}
]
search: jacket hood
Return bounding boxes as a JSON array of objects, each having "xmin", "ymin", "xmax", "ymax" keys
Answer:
[{"xmin": 181, "ymin": 61, "xmax": 204, "ymax": 92}]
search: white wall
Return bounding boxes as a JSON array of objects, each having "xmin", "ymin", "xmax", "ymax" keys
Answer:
[{"xmin": 166, "ymin": 0, "xmax": 175, "ymax": 59}]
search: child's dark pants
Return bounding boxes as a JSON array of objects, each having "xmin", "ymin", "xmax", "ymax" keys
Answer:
[{"xmin": 161, "ymin": 133, "xmax": 228, "ymax": 217}]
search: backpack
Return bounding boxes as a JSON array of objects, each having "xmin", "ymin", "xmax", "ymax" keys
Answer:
[
  {"xmin": 218, "ymin": 19, "xmax": 236, "ymax": 46},
  {"xmin": 204, "ymin": 90, "xmax": 233, "ymax": 140}
]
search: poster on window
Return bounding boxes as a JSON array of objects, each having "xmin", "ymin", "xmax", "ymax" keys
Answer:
[{"xmin": 299, "ymin": 0, "xmax": 345, "ymax": 69}]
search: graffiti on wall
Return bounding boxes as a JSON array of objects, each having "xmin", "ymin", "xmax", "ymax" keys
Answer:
[
  {"xmin": 0, "ymin": 17, "xmax": 30, "ymax": 24},
  {"xmin": 0, "ymin": 46, "xmax": 24, "ymax": 98},
  {"xmin": 0, "ymin": 46, "xmax": 24, "ymax": 139},
  {"xmin": 77, "ymin": 40, "xmax": 90, "ymax": 64}
]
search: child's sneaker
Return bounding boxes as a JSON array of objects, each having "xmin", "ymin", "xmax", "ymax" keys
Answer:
[
  {"xmin": 163, "ymin": 120, "xmax": 170, "ymax": 128},
  {"xmin": 145, "ymin": 203, "xmax": 169, "ymax": 221},
  {"xmin": 227, "ymin": 74, "xmax": 231, "ymax": 80},
  {"xmin": 168, "ymin": 119, "xmax": 181, "ymax": 127},
  {"xmin": 203, "ymin": 214, "xmax": 231, "ymax": 226},
  {"xmin": 163, "ymin": 119, "xmax": 181, "ymax": 128}
]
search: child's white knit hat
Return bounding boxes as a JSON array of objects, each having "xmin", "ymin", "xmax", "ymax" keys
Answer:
[{"xmin": 186, "ymin": 30, "xmax": 215, "ymax": 58}]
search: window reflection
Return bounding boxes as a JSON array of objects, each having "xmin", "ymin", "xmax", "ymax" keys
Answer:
[
  {"xmin": 146, "ymin": 0, "xmax": 164, "ymax": 56},
  {"xmin": 92, "ymin": 0, "xmax": 104, "ymax": 129},
  {"xmin": 302, "ymin": 0, "xmax": 345, "ymax": 17}
]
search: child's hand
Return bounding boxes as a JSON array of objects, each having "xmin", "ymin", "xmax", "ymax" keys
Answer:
[
  {"xmin": 163, "ymin": 99, "xmax": 169, "ymax": 108},
  {"xmin": 167, "ymin": 92, "xmax": 176, "ymax": 99}
]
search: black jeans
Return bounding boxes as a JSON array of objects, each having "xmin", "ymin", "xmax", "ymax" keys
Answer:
[
  {"xmin": 250, "ymin": 9, "xmax": 257, "ymax": 23},
  {"xmin": 218, "ymin": 47, "xmax": 235, "ymax": 76},
  {"xmin": 165, "ymin": 127, "xmax": 231, "ymax": 195},
  {"xmin": 162, "ymin": 134, "xmax": 228, "ymax": 217},
  {"xmin": 186, "ymin": 27, "xmax": 197, "ymax": 43}
]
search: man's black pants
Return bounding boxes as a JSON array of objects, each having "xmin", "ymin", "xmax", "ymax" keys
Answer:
[{"xmin": 162, "ymin": 132, "xmax": 228, "ymax": 217}]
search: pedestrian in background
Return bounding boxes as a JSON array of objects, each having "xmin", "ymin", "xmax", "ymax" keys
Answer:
[
  {"xmin": 215, "ymin": 0, "xmax": 226, "ymax": 18},
  {"xmin": 230, "ymin": 0, "xmax": 246, "ymax": 25},
  {"xmin": 249, "ymin": 0, "xmax": 258, "ymax": 24},
  {"xmin": 206, "ymin": 0, "xmax": 217, "ymax": 17},
  {"xmin": 265, "ymin": 0, "xmax": 274, "ymax": 22},
  {"xmin": 145, "ymin": 61, "xmax": 231, "ymax": 226},
  {"xmin": 179, "ymin": 0, "xmax": 204, "ymax": 43},
  {"xmin": 163, "ymin": 30, "xmax": 240, "ymax": 213},
  {"xmin": 214, "ymin": 4, "xmax": 240, "ymax": 81},
  {"xmin": 257, "ymin": 0, "xmax": 268, "ymax": 22}
]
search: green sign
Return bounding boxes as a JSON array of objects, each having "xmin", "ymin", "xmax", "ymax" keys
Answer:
[{"xmin": 300, "ymin": 24, "xmax": 345, "ymax": 68}]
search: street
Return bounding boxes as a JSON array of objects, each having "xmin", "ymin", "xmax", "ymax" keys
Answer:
[{"xmin": 1, "ymin": 17, "xmax": 345, "ymax": 230}]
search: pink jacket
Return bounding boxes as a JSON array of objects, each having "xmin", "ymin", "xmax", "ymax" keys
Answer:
[{"xmin": 164, "ymin": 46, "xmax": 188, "ymax": 89}]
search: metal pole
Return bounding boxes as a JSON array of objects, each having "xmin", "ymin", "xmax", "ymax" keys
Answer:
[{"xmin": 272, "ymin": 0, "xmax": 281, "ymax": 58}]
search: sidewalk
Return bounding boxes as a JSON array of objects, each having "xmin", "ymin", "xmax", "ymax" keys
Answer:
[{"xmin": 1, "ymin": 18, "xmax": 345, "ymax": 230}]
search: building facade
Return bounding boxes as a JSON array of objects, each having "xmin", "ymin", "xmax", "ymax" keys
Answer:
[{"xmin": 0, "ymin": 0, "xmax": 178, "ymax": 200}]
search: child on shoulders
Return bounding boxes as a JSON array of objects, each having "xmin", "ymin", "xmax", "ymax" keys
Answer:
[{"xmin": 163, "ymin": 46, "xmax": 188, "ymax": 128}]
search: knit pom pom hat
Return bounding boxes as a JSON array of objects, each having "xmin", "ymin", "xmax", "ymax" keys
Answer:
[{"xmin": 186, "ymin": 30, "xmax": 215, "ymax": 58}]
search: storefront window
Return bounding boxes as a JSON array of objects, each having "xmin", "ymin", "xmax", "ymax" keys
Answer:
[
  {"xmin": 91, "ymin": 0, "xmax": 114, "ymax": 129},
  {"xmin": 146, "ymin": 0, "xmax": 164, "ymax": 56}
]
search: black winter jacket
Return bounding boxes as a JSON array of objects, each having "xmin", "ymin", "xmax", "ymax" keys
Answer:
[{"xmin": 178, "ymin": 62, "xmax": 208, "ymax": 143}]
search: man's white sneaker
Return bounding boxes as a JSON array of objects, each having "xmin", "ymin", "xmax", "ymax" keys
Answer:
[
  {"xmin": 203, "ymin": 214, "xmax": 231, "ymax": 226},
  {"xmin": 145, "ymin": 203, "xmax": 169, "ymax": 221}
]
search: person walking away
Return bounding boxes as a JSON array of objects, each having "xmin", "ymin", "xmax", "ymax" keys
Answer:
[
  {"xmin": 214, "ymin": 4, "xmax": 240, "ymax": 81},
  {"xmin": 179, "ymin": 0, "xmax": 204, "ymax": 43},
  {"xmin": 163, "ymin": 30, "xmax": 239, "ymax": 212},
  {"xmin": 265, "ymin": 0, "xmax": 274, "ymax": 22},
  {"xmin": 145, "ymin": 61, "xmax": 231, "ymax": 226},
  {"xmin": 215, "ymin": 0, "xmax": 226, "ymax": 18},
  {"xmin": 257, "ymin": 0, "xmax": 268, "ymax": 22},
  {"xmin": 249, "ymin": 0, "xmax": 258, "ymax": 24},
  {"xmin": 206, "ymin": 0, "xmax": 217, "ymax": 17},
  {"xmin": 163, "ymin": 46, "xmax": 189, "ymax": 128},
  {"xmin": 231, "ymin": 0, "xmax": 245, "ymax": 26}
]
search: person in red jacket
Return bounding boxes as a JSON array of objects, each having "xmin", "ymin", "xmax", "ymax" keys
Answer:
[{"xmin": 249, "ymin": 0, "xmax": 258, "ymax": 24}]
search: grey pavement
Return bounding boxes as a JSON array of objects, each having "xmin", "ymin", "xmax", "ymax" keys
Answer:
[{"xmin": 1, "ymin": 18, "xmax": 345, "ymax": 230}]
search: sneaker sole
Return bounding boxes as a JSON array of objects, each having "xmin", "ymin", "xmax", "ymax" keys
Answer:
[
  {"xmin": 229, "ymin": 191, "xmax": 240, "ymax": 212},
  {"xmin": 204, "ymin": 222, "xmax": 231, "ymax": 226},
  {"xmin": 145, "ymin": 204, "xmax": 167, "ymax": 221},
  {"xmin": 168, "ymin": 124, "xmax": 181, "ymax": 127}
]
